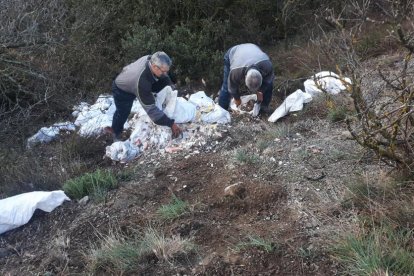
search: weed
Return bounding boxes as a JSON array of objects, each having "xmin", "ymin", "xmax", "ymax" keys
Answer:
[
  {"xmin": 87, "ymin": 227, "xmax": 195, "ymax": 273},
  {"xmin": 259, "ymin": 123, "xmax": 292, "ymax": 141},
  {"xmin": 235, "ymin": 235, "xmax": 276, "ymax": 253},
  {"xmin": 233, "ymin": 149, "xmax": 260, "ymax": 165},
  {"xmin": 63, "ymin": 169, "xmax": 117, "ymax": 200},
  {"xmin": 256, "ymin": 139, "xmax": 271, "ymax": 152},
  {"xmin": 327, "ymin": 106, "xmax": 347, "ymax": 122},
  {"xmin": 141, "ymin": 228, "xmax": 195, "ymax": 261},
  {"xmin": 88, "ymin": 233, "xmax": 141, "ymax": 273},
  {"xmin": 333, "ymin": 224, "xmax": 414, "ymax": 275},
  {"xmin": 157, "ymin": 196, "xmax": 189, "ymax": 220}
]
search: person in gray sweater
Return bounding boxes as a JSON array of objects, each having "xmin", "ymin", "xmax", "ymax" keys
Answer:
[
  {"xmin": 218, "ymin": 43, "xmax": 274, "ymax": 113},
  {"xmin": 106, "ymin": 51, "xmax": 182, "ymax": 141}
]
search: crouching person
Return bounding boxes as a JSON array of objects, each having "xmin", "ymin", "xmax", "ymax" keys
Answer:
[
  {"xmin": 218, "ymin": 43, "xmax": 274, "ymax": 114},
  {"xmin": 107, "ymin": 51, "xmax": 182, "ymax": 141}
]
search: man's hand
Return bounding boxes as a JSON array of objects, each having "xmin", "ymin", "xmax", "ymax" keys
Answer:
[
  {"xmin": 234, "ymin": 98, "xmax": 242, "ymax": 107},
  {"xmin": 256, "ymin": 91, "xmax": 263, "ymax": 103},
  {"xmin": 171, "ymin": 123, "xmax": 182, "ymax": 138}
]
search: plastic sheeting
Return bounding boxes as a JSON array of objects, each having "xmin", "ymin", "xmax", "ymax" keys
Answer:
[
  {"xmin": 27, "ymin": 122, "xmax": 76, "ymax": 148},
  {"xmin": 268, "ymin": 89, "xmax": 312, "ymax": 123},
  {"xmin": 268, "ymin": 71, "xmax": 351, "ymax": 123},
  {"xmin": 0, "ymin": 190, "xmax": 70, "ymax": 235},
  {"xmin": 304, "ymin": 71, "xmax": 351, "ymax": 96}
]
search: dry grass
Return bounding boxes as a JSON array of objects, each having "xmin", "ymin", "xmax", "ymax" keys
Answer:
[{"xmin": 86, "ymin": 227, "xmax": 195, "ymax": 274}]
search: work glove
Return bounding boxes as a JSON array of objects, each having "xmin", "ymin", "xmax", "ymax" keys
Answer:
[
  {"xmin": 171, "ymin": 123, "xmax": 182, "ymax": 138},
  {"xmin": 256, "ymin": 91, "xmax": 263, "ymax": 103}
]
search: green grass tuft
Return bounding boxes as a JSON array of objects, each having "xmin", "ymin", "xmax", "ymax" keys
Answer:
[
  {"xmin": 333, "ymin": 225, "xmax": 414, "ymax": 275},
  {"xmin": 157, "ymin": 196, "xmax": 189, "ymax": 220},
  {"xmin": 63, "ymin": 169, "xmax": 117, "ymax": 200},
  {"xmin": 88, "ymin": 227, "xmax": 195, "ymax": 273},
  {"xmin": 234, "ymin": 149, "xmax": 260, "ymax": 165},
  {"xmin": 235, "ymin": 235, "xmax": 276, "ymax": 253}
]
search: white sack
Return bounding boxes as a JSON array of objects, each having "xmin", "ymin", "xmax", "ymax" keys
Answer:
[
  {"xmin": 268, "ymin": 89, "xmax": 312, "ymax": 123},
  {"xmin": 189, "ymin": 91, "xmax": 215, "ymax": 113},
  {"xmin": 105, "ymin": 140, "xmax": 141, "ymax": 163},
  {"xmin": 0, "ymin": 190, "xmax": 70, "ymax": 235},
  {"xmin": 200, "ymin": 104, "xmax": 231, "ymax": 124},
  {"xmin": 172, "ymin": 97, "xmax": 197, "ymax": 123},
  {"xmin": 27, "ymin": 122, "xmax": 76, "ymax": 148},
  {"xmin": 229, "ymin": 94, "xmax": 257, "ymax": 113},
  {"xmin": 304, "ymin": 71, "xmax": 352, "ymax": 96}
]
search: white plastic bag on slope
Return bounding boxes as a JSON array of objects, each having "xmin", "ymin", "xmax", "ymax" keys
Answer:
[
  {"xmin": 200, "ymin": 104, "xmax": 231, "ymax": 124},
  {"xmin": 105, "ymin": 140, "xmax": 141, "ymax": 162},
  {"xmin": 304, "ymin": 71, "xmax": 352, "ymax": 96},
  {"xmin": 188, "ymin": 91, "xmax": 215, "ymax": 113},
  {"xmin": 229, "ymin": 94, "xmax": 257, "ymax": 113},
  {"xmin": 155, "ymin": 86, "xmax": 178, "ymax": 118},
  {"xmin": 78, "ymin": 113, "xmax": 113, "ymax": 137},
  {"xmin": 268, "ymin": 89, "xmax": 312, "ymax": 123},
  {"xmin": 173, "ymin": 97, "xmax": 197, "ymax": 123},
  {"xmin": 0, "ymin": 191, "xmax": 70, "ymax": 235},
  {"xmin": 27, "ymin": 122, "xmax": 76, "ymax": 148},
  {"xmin": 155, "ymin": 87, "xmax": 196, "ymax": 123}
]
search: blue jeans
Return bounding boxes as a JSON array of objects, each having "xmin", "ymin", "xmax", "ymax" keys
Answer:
[
  {"xmin": 111, "ymin": 81, "xmax": 136, "ymax": 137},
  {"xmin": 218, "ymin": 49, "xmax": 231, "ymax": 110}
]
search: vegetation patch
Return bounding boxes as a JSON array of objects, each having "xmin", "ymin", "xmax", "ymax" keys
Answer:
[
  {"xmin": 63, "ymin": 169, "xmax": 117, "ymax": 200},
  {"xmin": 88, "ymin": 228, "xmax": 195, "ymax": 274},
  {"xmin": 235, "ymin": 235, "xmax": 276, "ymax": 253},
  {"xmin": 333, "ymin": 224, "xmax": 414, "ymax": 275},
  {"xmin": 157, "ymin": 196, "xmax": 189, "ymax": 220}
]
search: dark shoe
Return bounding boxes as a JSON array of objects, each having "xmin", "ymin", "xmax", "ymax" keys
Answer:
[
  {"xmin": 260, "ymin": 106, "xmax": 273, "ymax": 115},
  {"xmin": 104, "ymin": 126, "xmax": 114, "ymax": 134},
  {"xmin": 104, "ymin": 127, "xmax": 121, "ymax": 142}
]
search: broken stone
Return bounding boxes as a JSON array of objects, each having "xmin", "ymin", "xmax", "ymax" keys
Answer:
[
  {"xmin": 340, "ymin": 131, "xmax": 354, "ymax": 140},
  {"xmin": 78, "ymin": 196, "xmax": 89, "ymax": 205}
]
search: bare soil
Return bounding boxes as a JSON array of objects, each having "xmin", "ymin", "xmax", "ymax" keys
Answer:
[{"xmin": 0, "ymin": 95, "xmax": 385, "ymax": 275}]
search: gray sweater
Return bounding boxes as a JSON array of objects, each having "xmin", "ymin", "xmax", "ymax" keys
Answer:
[
  {"xmin": 115, "ymin": 55, "xmax": 174, "ymax": 127},
  {"xmin": 228, "ymin": 43, "xmax": 274, "ymax": 99}
]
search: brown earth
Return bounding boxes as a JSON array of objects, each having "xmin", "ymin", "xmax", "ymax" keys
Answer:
[{"xmin": 0, "ymin": 93, "xmax": 386, "ymax": 275}]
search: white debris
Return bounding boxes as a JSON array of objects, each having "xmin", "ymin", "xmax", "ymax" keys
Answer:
[
  {"xmin": 105, "ymin": 140, "xmax": 141, "ymax": 163},
  {"xmin": 268, "ymin": 89, "xmax": 312, "ymax": 123},
  {"xmin": 27, "ymin": 122, "xmax": 76, "ymax": 148},
  {"xmin": 269, "ymin": 71, "xmax": 351, "ymax": 123},
  {"xmin": 0, "ymin": 190, "xmax": 70, "ymax": 235},
  {"xmin": 304, "ymin": 71, "xmax": 351, "ymax": 96}
]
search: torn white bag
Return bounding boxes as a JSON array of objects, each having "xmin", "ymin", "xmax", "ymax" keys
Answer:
[
  {"xmin": 0, "ymin": 190, "xmax": 70, "ymax": 235},
  {"xmin": 105, "ymin": 140, "xmax": 141, "ymax": 163},
  {"xmin": 268, "ymin": 89, "xmax": 312, "ymax": 123},
  {"xmin": 304, "ymin": 71, "xmax": 352, "ymax": 96}
]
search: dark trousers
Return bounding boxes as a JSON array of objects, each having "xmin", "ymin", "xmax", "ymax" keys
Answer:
[
  {"xmin": 111, "ymin": 78, "xmax": 171, "ymax": 136},
  {"xmin": 218, "ymin": 49, "xmax": 231, "ymax": 110},
  {"xmin": 111, "ymin": 81, "xmax": 136, "ymax": 137}
]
